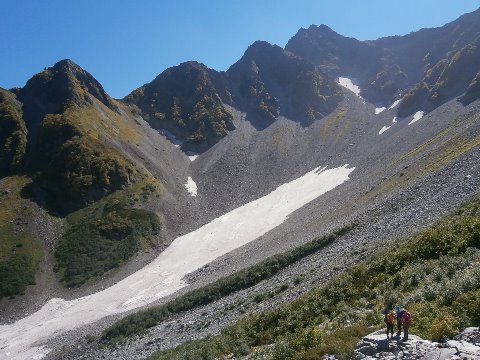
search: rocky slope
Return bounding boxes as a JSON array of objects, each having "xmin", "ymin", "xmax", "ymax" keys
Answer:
[{"xmin": 354, "ymin": 328, "xmax": 480, "ymax": 359}]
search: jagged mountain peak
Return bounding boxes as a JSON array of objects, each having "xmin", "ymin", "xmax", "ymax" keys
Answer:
[
  {"xmin": 125, "ymin": 60, "xmax": 234, "ymax": 153},
  {"xmin": 18, "ymin": 58, "xmax": 116, "ymax": 128},
  {"xmin": 51, "ymin": 58, "xmax": 83, "ymax": 72},
  {"xmin": 303, "ymin": 23, "xmax": 341, "ymax": 37},
  {"xmin": 243, "ymin": 40, "xmax": 284, "ymax": 56},
  {"xmin": 146, "ymin": 60, "xmax": 215, "ymax": 88}
]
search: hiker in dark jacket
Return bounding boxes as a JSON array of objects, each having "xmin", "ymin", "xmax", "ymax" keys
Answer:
[{"xmin": 395, "ymin": 305, "xmax": 405, "ymax": 336}]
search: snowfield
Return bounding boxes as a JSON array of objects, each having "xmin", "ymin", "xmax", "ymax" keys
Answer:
[
  {"xmin": 408, "ymin": 111, "xmax": 424, "ymax": 125},
  {"xmin": 379, "ymin": 117, "xmax": 397, "ymax": 135},
  {"xmin": 374, "ymin": 107, "xmax": 386, "ymax": 114},
  {"xmin": 337, "ymin": 77, "xmax": 362, "ymax": 98},
  {"xmin": 0, "ymin": 164, "xmax": 355, "ymax": 360},
  {"xmin": 388, "ymin": 99, "xmax": 401, "ymax": 109}
]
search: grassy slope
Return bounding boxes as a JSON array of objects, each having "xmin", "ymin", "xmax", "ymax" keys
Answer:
[
  {"xmin": 0, "ymin": 176, "xmax": 42, "ymax": 298},
  {"xmin": 146, "ymin": 198, "xmax": 480, "ymax": 360}
]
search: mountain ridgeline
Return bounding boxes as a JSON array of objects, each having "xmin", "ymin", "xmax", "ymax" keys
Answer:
[{"xmin": 286, "ymin": 8, "xmax": 480, "ymax": 115}]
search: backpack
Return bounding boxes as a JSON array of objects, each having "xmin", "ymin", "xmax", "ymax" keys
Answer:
[
  {"xmin": 403, "ymin": 311, "xmax": 412, "ymax": 324},
  {"xmin": 387, "ymin": 311, "xmax": 396, "ymax": 324}
]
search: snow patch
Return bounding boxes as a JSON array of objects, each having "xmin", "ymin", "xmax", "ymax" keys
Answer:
[
  {"xmin": 185, "ymin": 176, "xmax": 197, "ymax": 196},
  {"xmin": 408, "ymin": 111, "xmax": 424, "ymax": 125},
  {"xmin": 378, "ymin": 117, "xmax": 397, "ymax": 135},
  {"xmin": 0, "ymin": 164, "xmax": 354, "ymax": 360},
  {"xmin": 388, "ymin": 99, "xmax": 401, "ymax": 109},
  {"xmin": 186, "ymin": 151, "xmax": 199, "ymax": 162},
  {"xmin": 374, "ymin": 107, "xmax": 386, "ymax": 114},
  {"xmin": 337, "ymin": 77, "xmax": 362, "ymax": 98}
]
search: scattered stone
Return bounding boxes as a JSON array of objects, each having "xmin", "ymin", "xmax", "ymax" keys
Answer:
[{"xmin": 354, "ymin": 329, "xmax": 480, "ymax": 360}]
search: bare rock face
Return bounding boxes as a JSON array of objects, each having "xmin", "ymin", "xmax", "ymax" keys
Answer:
[
  {"xmin": 286, "ymin": 8, "xmax": 480, "ymax": 115},
  {"xmin": 354, "ymin": 328, "xmax": 480, "ymax": 359}
]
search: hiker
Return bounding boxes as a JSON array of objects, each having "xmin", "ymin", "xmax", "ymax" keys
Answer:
[
  {"xmin": 402, "ymin": 310, "xmax": 412, "ymax": 341},
  {"xmin": 395, "ymin": 305, "xmax": 405, "ymax": 336},
  {"xmin": 385, "ymin": 309, "xmax": 396, "ymax": 339}
]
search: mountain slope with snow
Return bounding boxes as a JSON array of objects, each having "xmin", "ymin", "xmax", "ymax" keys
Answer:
[{"xmin": 1, "ymin": 7, "xmax": 480, "ymax": 360}]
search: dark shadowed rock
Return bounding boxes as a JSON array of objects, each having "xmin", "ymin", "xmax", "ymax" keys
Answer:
[{"xmin": 227, "ymin": 40, "xmax": 343, "ymax": 126}]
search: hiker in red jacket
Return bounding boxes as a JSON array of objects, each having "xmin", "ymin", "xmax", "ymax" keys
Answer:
[{"xmin": 402, "ymin": 310, "xmax": 413, "ymax": 341}]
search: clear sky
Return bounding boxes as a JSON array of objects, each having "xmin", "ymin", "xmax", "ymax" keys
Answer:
[{"xmin": 1, "ymin": 0, "xmax": 479, "ymax": 98}]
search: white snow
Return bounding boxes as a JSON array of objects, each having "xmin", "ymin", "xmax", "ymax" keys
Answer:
[
  {"xmin": 378, "ymin": 126, "xmax": 390, "ymax": 135},
  {"xmin": 388, "ymin": 99, "xmax": 401, "ymax": 109},
  {"xmin": 185, "ymin": 176, "xmax": 197, "ymax": 196},
  {"xmin": 337, "ymin": 77, "xmax": 362, "ymax": 98},
  {"xmin": 378, "ymin": 117, "xmax": 397, "ymax": 135},
  {"xmin": 408, "ymin": 111, "xmax": 424, "ymax": 125},
  {"xmin": 186, "ymin": 151, "xmax": 199, "ymax": 162},
  {"xmin": 374, "ymin": 107, "xmax": 386, "ymax": 114},
  {"xmin": 0, "ymin": 164, "xmax": 355, "ymax": 360}
]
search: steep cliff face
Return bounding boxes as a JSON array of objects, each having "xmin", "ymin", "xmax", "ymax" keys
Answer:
[
  {"xmin": 227, "ymin": 41, "xmax": 343, "ymax": 125},
  {"xmin": 286, "ymin": 8, "xmax": 480, "ymax": 115}
]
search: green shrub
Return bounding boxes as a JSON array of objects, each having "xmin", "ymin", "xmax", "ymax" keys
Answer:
[
  {"xmin": 39, "ymin": 136, "xmax": 135, "ymax": 214},
  {"xmin": 315, "ymin": 323, "xmax": 371, "ymax": 360},
  {"xmin": 0, "ymin": 254, "xmax": 36, "ymax": 298},
  {"xmin": 55, "ymin": 195, "xmax": 161, "ymax": 287},
  {"xmin": 0, "ymin": 90, "xmax": 27, "ymax": 176},
  {"xmin": 428, "ymin": 313, "xmax": 459, "ymax": 342}
]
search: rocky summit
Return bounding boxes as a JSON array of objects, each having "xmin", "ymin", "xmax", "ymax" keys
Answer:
[{"xmin": 1, "ymin": 6, "xmax": 480, "ymax": 360}]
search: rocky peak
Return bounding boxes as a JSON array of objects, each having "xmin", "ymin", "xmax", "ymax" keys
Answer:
[
  {"xmin": 228, "ymin": 39, "xmax": 343, "ymax": 125},
  {"xmin": 240, "ymin": 41, "xmax": 286, "ymax": 62},
  {"xmin": 18, "ymin": 59, "xmax": 116, "ymax": 129},
  {"xmin": 125, "ymin": 61, "xmax": 234, "ymax": 152}
]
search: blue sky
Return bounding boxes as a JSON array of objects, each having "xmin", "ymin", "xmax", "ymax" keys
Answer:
[{"xmin": 1, "ymin": 0, "xmax": 479, "ymax": 98}]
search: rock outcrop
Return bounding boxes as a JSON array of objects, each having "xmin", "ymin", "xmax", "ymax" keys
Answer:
[{"xmin": 354, "ymin": 328, "xmax": 480, "ymax": 359}]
